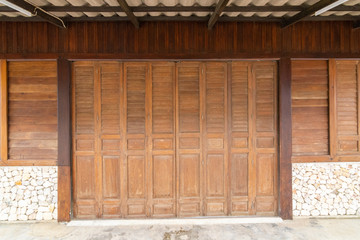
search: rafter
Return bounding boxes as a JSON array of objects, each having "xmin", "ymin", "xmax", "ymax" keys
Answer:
[
  {"xmin": 117, "ymin": 0, "xmax": 139, "ymax": 28},
  {"xmin": 0, "ymin": 4, "xmax": 358, "ymax": 13},
  {"xmin": 281, "ymin": 0, "xmax": 347, "ymax": 28},
  {"xmin": 0, "ymin": 0, "xmax": 65, "ymax": 28},
  {"xmin": 208, "ymin": 0, "xmax": 230, "ymax": 29}
]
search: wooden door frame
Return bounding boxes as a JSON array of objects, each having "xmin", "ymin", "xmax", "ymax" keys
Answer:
[{"xmin": 61, "ymin": 59, "xmax": 293, "ymax": 221}]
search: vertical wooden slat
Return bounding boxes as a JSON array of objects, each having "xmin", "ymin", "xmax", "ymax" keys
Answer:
[
  {"xmin": 57, "ymin": 59, "xmax": 71, "ymax": 221},
  {"xmin": 357, "ymin": 62, "xmax": 360, "ymax": 152},
  {"xmin": 279, "ymin": 58, "xmax": 293, "ymax": 220},
  {"xmin": 226, "ymin": 62, "xmax": 232, "ymax": 215},
  {"xmin": 0, "ymin": 60, "xmax": 7, "ymax": 165},
  {"xmin": 248, "ymin": 63, "xmax": 256, "ymax": 215},
  {"xmin": 329, "ymin": 59, "xmax": 337, "ymax": 159}
]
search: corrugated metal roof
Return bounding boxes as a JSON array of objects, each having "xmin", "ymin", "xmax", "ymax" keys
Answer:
[{"xmin": 0, "ymin": 0, "xmax": 359, "ymax": 20}]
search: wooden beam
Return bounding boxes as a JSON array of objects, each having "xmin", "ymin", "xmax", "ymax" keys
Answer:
[
  {"xmin": 0, "ymin": 60, "xmax": 7, "ymax": 165},
  {"xmin": 0, "ymin": 5, "xmax": 358, "ymax": 13},
  {"xmin": 208, "ymin": 0, "xmax": 230, "ymax": 29},
  {"xmin": 57, "ymin": 59, "xmax": 71, "ymax": 222},
  {"xmin": 0, "ymin": 0, "xmax": 65, "ymax": 28},
  {"xmin": 0, "ymin": 15, "xmax": 358, "ymax": 23},
  {"xmin": 279, "ymin": 58, "xmax": 293, "ymax": 220},
  {"xmin": 117, "ymin": 0, "xmax": 139, "ymax": 29},
  {"xmin": 328, "ymin": 59, "xmax": 337, "ymax": 159},
  {"xmin": 281, "ymin": 0, "xmax": 345, "ymax": 28}
]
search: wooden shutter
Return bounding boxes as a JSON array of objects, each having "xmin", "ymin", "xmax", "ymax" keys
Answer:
[
  {"xmin": 252, "ymin": 62, "xmax": 278, "ymax": 214},
  {"xmin": 230, "ymin": 62, "xmax": 250, "ymax": 215},
  {"xmin": 99, "ymin": 62, "xmax": 122, "ymax": 218},
  {"xmin": 72, "ymin": 62, "xmax": 97, "ymax": 218},
  {"xmin": 149, "ymin": 62, "xmax": 176, "ymax": 217},
  {"xmin": 176, "ymin": 62, "xmax": 203, "ymax": 217},
  {"xmin": 292, "ymin": 60, "xmax": 329, "ymax": 156},
  {"xmin": 335, "ymin": 61, "xmax": 360, "ymax": 153},
  {"xmin": 203, "ymin": 62, "xmax": 228, "ymax": 215},
  {"xmin": 8, "ymin": 61, "xmax": 57, "ymax": 165},
  {"xmin": 124, "ymin": 62, "xmax": 148, "ymax": 217}
]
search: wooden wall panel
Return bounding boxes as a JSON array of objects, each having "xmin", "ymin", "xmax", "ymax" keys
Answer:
[
  {"xmin": 291, "ymin": 60, "xmax": 329, "ymax": 156},
  {"xmin": 8, "ymin": 61, "xmax": 57, "ymax": 164},
  {"xmin": 335, "ymin": 61, "xmax": 360, "ymax": 154},
  {"xmin": 0, "ymin": 22, "xmax": 360, "ymax": 59}
]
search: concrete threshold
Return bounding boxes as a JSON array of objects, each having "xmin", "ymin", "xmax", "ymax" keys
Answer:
[{"xmin": 67, "ymin": 216, "xmax": 283, "ymax": 226}]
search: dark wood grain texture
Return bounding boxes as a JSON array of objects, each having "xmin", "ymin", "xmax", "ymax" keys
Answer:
[
  {"xmin": 58, "ymin": 166, "xmax": 71, "ymax": 221},
  {"xmin": 57, "ymin": 59, "xmax": 71, "ymax": 166},
  {"xmin": 0, "ymin": 21, "xmax": 359, "ymax": 59},
  {"xmin": 279, "ymin": 58, "xmax": 292, "ymax": 220},
  {"xmin": 57, "ymin": 59, "xmax": 71, "ymax": 221}
]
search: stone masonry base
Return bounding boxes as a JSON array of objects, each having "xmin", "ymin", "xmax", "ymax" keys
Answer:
[
  {"xmin": 0, "ymin": 166, "xmax": 57, "ymax": 221},
  {"xmin": 293, "ymin": 162, "xmax": 360, "ymax": 217}
]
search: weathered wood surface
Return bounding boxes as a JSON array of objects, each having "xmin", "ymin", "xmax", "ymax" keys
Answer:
[
  {"xmin": 7, "ymin": 61, "xmax": 58, "ymax": 165},
  {"xmin": 0, "ymin": 21, "xmax": 360, "ymax": 59},
  {"xmin": 72, "ymin": 61, "xmax": 278, "ymax": 219}
]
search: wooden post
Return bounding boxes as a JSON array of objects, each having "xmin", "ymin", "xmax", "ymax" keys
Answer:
[
  {"xmin": 0, "ymin": 60, "xmax": 7, "ymax": 165},
  {"xmin": 57, "ymin": 59, "xmax": 71, "ymax": 222},
  {"xmin": 279, "ymin": 58, "xmax": 293, "ymax": 220},
  {"xmin": 328, "ymin": 59, "xmax": 337, "ymax": 159}
]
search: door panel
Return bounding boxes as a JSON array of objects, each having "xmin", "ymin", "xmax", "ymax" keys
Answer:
[
  {"xmin": 72, "ymin": 60, "xmax": 278, "ymax": 219},
  {"xmin": 203, "ymin": 62, "xmax": 228, "ymax": 216},
  {"xmin": 149, "ymin": 62, "xmax": 176, "ymax": 218},
  {"xmin": 124, "ymin": 63, "xmax": 148, "ymax": 218},
  {"xmin": 177, "ymin": 62, "xmax": 202, "ymax": 217}
]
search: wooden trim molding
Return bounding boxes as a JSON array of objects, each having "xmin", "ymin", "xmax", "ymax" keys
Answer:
[
  {"xmin": 57, "ymin": 59, "xmax": 71, "ymax": 222},
  {"xmin": 279, "ymin": 58, "xmax": 293, "ymax": 220},
  {"xmin": 0, "ymin": 60, "xmax": 7, "ymax": 166},
  {"xmin": 329, "ymin": 59, "xmax": 337, "ymax": 158}
]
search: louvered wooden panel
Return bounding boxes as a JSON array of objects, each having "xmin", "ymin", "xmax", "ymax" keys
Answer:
[
  {"xmin": 149, "ymin": 62, "xmax": 176, "ymax": 218},
  {"xmin": 71, "ymin": 60, "xmax": 279, "ymax": 219},
  {"xmin": 253, "ymin": 62, "xmax": 278, "ymax": 215},
  {"xmin": 177, "ymin": 62, "xmax": 203, "ymax": 217},
  {"xmin": 292, "ymin": 60, "xmax": 329, "ymax": 156},
  {"xmin": 124, "ymin": 63, "xmax": 148, "ymax": 218},
  {"xmin": 8, "ymin": 61, "xmax": 57, "ymax": 162},
  {"xmin": 72, "ymin": 62, "xmax": 98, "ymax": 218},
  {"xmin": 336, "ymin": 61, "xmax": 360, "ymax": 153},
  {"xmin": 203, "ymin": 62, "xmax": 228, "ymax": 216},
  {"xmin": 229, "ymin": 62, "xmax": 250, "ymax": 215},
  {"xmin": 99, "ymin": 62, "xmax": 122, "ymax": 218}
]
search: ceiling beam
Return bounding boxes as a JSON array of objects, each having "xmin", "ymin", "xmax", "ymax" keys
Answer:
[
  {"xmin": 281, "ymin": 0, "xmax": 345, "ymax": 28},
  {"xmin": 208, "ymin": 0, "xmax": 230, "ymax": 29},
  {"xmin": 117, "ymin": 0, "xmax": 139, "ymax": 28},
  {"xmin": 1, "ymin": 15, "xmax": 357, "ymax": 23},
  {"xmin": 0, "ymin": 5, "xmax": 358, "ymax": 13},
  {"xmin": 0, "ymin": 0, "xmax": 65, "ymax": 28}
]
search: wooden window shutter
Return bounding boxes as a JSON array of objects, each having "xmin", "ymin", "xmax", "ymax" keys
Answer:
[{"xmin": 335, "ymin": 60, "xmax": 360, "ymax": 154}]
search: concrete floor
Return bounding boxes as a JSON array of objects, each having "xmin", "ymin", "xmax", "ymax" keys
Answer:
[{"xmin": 0, "ymin": 217, "xmax": 359, "ymax": 240}]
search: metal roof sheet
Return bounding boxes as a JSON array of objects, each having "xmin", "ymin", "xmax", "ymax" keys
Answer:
[{"xmin": 0, "ymin": 0, "xmax": 359, "ymax": 21}]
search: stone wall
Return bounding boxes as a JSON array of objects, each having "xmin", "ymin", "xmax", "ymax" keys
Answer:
[
  {"xmin": 293, "ymin": 162, "xmax": 360, "ymax": 217},
  {"xmin": 0, "ymin": 166, "xmax": 57, "ymax": 221}
]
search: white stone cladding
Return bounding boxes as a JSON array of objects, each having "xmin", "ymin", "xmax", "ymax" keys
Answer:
[
  {"xmin": 0, "ymin": 166, "xmax": 57, "ymax": 221},
  {"xmin": 293, "ymin": 162, "xmax": 360, "ymax": 217}
]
